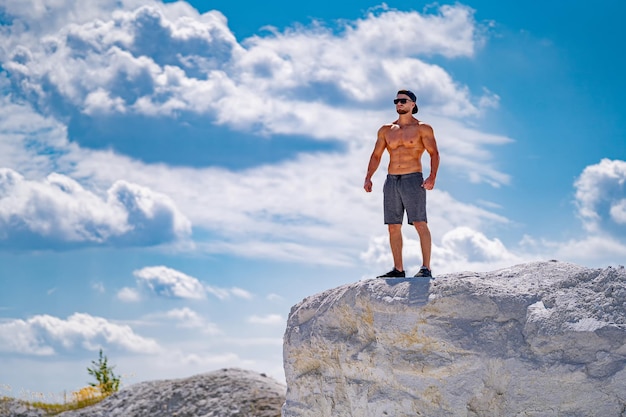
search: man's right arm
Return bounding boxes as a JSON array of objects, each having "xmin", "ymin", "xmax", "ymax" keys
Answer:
[{"xmin": 364, "ymin": 127, "xmax": 387, "ymax": 192}]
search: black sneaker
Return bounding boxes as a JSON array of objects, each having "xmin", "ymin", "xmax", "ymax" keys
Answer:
[
  {"xmin": 414, "ymin": 267, "xmax": 432, "ymax": 278},
  {"xmin": 377, "ymin": 268, "xmax": 406, "ymax": 278}
]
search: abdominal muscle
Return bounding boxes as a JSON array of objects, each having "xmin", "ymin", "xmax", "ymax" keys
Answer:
[{"xmin": 387, "ymin": 145, "xmax": 424, "ymax": 175}]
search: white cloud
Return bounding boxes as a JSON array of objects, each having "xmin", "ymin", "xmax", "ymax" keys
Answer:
[
  {"xmin": 0, "ymin": 1, "xmax": 496, "ymax": 125},
  {"xmin": 1, "ymin": 2, "xmax": 238, "ymax": 116},
  {"xmin": 0, "ymin": 0, "xmax": 155, "ymax": 34},
  {"xmin": 610, "ymin": 199, "xmax": 626, "ymax": 224},
  {"xmin": 84, "ymin": 88, "xmax": 127, "ymax": 114},
  {"xmin": 439, "ymin": 226, "xmax": 516, "ymax": 263},
  {"xmin": 0, "ymin": 96, "xmax": 73, "ymax": 178},
  {"xmin": 117, "ymin": 287, "xmax": 141, "ymax": 302},
  {"xmin": 0, "ymin": 313, "xmax": 160, "ymax": 355},
  {"xmin": 0, "ymin": 168, "xmax": 191, "ymax": 248},
  {"xmin": 230, "ymin": 287, "xmax": 254, "ymax": 300},
  {"xmin": 247, "ymin": 314, "xmax": 285, "ymax": 326},
  {"xmin": 131, "ymin": 265, "xmax": 254, "ymax": 300},
  {"xmin": 574, "ymin": 159, "xmax": 626, "ymax": 235},
  {"xmin": 361, "ymin": 226, "xmax": 531, "ymax": 275},
  {"xmin": 429, "ymin": 115, "xmax": 512, "ymax": 187},
  {"xmin": 202, "ymin": 285, "xmax": 232, "ymax": 300},
  {"xmin": 133, "ymin": 266, "xmax": 206, "ymax": 299},
  {"xmin": 163, "ymin": 308, "xmax": 205, "ymax": 327},
  {"xmin": 0, "ymin": 319, "xmax": 55, "ymax": 356}
]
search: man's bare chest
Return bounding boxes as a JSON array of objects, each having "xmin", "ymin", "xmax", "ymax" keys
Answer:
[{"xmin": 386, "ymin": 126, "xmax": 422, "ymax": 149}]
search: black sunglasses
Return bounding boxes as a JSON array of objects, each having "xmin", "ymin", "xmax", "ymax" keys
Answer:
[{"xmin": 393, "ymin": 98, "xmax": 412, "ymax": 104}]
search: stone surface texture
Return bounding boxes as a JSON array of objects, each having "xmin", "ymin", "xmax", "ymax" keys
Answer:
[
  {"xmin": 1, "ymin": 368, "xmax": 285, "ymax": 417},
  {"xmin": 282, "ymin": 261, "xmax": 626, "ymax": 417}
]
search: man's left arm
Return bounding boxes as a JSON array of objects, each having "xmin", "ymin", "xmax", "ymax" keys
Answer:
[{"xmin": 421, "ymin": 125, "xmax": 440, "ymax": 190}]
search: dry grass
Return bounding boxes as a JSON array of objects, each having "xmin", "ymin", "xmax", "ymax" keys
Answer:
[{"xmin": 1, "ymin": 385, "xmax": 109, "ymax": 416}]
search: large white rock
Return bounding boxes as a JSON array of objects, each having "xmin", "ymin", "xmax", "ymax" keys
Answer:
[{"xmin": 282, "ymin": 261, "xmax": 626, "ymax": 417}]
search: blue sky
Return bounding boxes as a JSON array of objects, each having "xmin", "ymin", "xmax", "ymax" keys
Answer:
[{"xmin": 1, "ymin": 0, "xmax": 625, "ymax": 399}]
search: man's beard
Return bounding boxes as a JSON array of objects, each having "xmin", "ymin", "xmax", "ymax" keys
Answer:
[{"xmin": 396, "ymin": 108, "xmax": 410, "ymax": 115}]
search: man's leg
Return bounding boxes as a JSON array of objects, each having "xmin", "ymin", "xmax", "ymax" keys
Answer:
[
  {"xmin": 388, "ymin": 224, "xmax": 404, "ymax": 271},
  {"xmin": 413, "ymin": 221, "xmax": 431, "ymax": 270}
]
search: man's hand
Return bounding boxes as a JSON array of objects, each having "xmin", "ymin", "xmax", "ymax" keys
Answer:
[
  {"xmin": 422, "ymin": 176, "xmax": 436, "ymax": 190},
  {"xmin": 364, "ymin": 178, "xmax": 373, "ymax": 192}
]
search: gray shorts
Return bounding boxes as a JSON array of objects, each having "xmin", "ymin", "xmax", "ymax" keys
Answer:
[{"xmin": 383, "ymin": 172, "xmax": 427, "ymax": 224}]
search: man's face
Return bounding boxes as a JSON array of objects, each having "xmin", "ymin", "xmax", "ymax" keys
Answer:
[{"xmin": 394, "ymin": 94, "xmax": 413, "ymax": 115}]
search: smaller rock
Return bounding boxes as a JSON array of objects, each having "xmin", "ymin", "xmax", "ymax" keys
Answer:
[{"xmin": 1, "ymin": 368, "xmax": 285, "ymax": 417}]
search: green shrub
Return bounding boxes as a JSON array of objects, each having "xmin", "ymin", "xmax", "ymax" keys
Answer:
[{"xmin": 87, "ymin": 349, "xmax": 120, "ymax": 395}]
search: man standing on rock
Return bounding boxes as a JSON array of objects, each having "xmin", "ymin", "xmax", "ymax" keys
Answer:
[{"xmin": 364, "ymin": 89, "xmax": 440, "ymax": 278}]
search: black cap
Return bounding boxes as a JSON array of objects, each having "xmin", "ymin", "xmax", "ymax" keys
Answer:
[{"xmin": 397, "ymin": 89, "xmax": 418, "ymax": 114}]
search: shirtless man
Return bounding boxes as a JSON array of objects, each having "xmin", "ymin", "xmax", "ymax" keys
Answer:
[{"xmin": 364, "ymin": 90, "xmax": 440, "ymax": 278}]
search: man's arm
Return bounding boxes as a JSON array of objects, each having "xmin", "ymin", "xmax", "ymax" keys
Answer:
[
  {"xmin": 421, "ymin": 124, "xmax": 440, "ymax": 190},
  {"xmin": 364, "ymin": 127, "xmax": 387, "ymax": 192}
]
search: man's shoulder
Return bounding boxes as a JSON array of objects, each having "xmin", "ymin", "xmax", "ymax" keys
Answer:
[
  {"xmin": 416, "ymin": 120, "xmax": 433, "ymax": 131},
  {"xmin": 378, "ymin": 122, "xmax": 397, "ymax": 134}
]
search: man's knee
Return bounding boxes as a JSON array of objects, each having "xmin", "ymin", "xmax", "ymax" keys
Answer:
[
  {"xmin": 388, "ymin": 224, "xmax": 402, "ymax": 234},
  {"xmin": 412, "ymin": 221, "xmax": 429, "ymax": 233}
]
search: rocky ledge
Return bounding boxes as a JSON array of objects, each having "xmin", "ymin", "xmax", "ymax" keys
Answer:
[
  {"xmin": 282, "ymin": 261, "xmax": 626, "ymax": 417},
  {"xmin": 1, "ymin": 368, "xmax": 285, "ymax": 417}
]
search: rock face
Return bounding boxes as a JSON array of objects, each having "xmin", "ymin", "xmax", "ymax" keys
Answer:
[
  {"xmin": 0, "ymin": 399, "xmax": 46, "ymax": 417},
  {"xmin": 282, "ymin": 261, "xmax": 626, "ymax": 417},
  {"xmin": 1, "ymin": 368, "xmax": 285, "ymax": 417}
]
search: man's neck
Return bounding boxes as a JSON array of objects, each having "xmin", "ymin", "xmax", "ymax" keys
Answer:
[{"xmin": 396, "ymin": 114, "xmax": 417, "ymax": 126}]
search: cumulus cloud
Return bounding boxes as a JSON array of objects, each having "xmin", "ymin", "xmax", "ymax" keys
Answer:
[
  {"xmin": 130, "ymin": 265, "xmax": 255, "ymax": 300},
  {"xmin": 0, "ymin": 313, "xmax": 160, "ymax": 355},
  {"xmin": 433, "ymin": 226, "xmax": 527, "ymax": 272},
  {"xmin": 574, "ymin": 159, "xmax": 626, "ymax": 235},
  {"xmin": 0, "ymin": 1, "xmax": 495, "ymax": 123},
  {"xmin": 0, "ymin": 0, "xmax": 154, "ymax": 35},
  {"xmin": 362, "ymin": 226, "xmax": 529, "ymax": 274},
  {"xmin": 439, "ymin": 226, "xmax": 514, "ymax": 262},
  {"xmin": 0, "ymin": 168, "xmax": 191, "ymax": 248},
  {"xmin": 133, "ymin": 266, "xmax": 206, "ymax": 299}
]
